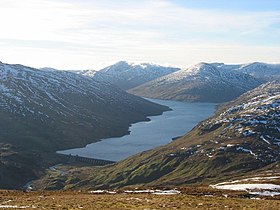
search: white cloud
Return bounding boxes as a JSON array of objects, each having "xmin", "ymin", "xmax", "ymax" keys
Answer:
[{"xmin": 0, "ymin": 0, "xmax": 279, "ymax": 69}]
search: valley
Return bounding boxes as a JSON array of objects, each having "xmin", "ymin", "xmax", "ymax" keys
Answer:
[
  {"xmin": 2, "ymin": 1, "xmax": 280, "ymax": 208},
  {"xmin": 33, "ymin": 82, "xmax": 280, "ymax": 191},
  {"xmin": 0, "ymin": 61, "xmax": 169, "ymax": 189},
  {"xmin": 1, "ymin": 60, "xmax": 280, "ymax": 209},
  {"xmin": 57, "ymin": 98, "xmax": 216, "ymax": 161}
]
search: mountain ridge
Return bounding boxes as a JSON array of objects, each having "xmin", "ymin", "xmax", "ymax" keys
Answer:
[
  {"xmin": 128, "ymin": 62, "xmax": 263, "ymax": 103},
  {"xmin": 77, "ymin": 61, "xmax": 180, "ymax": 90}
]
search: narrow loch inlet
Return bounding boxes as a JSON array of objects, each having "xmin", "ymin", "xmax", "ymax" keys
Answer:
[{"xmin": 57, "ymin": 98, "xmax": 216, "ymax": 161}]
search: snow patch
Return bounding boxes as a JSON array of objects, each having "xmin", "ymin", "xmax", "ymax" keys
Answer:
[
  {"xmin": 260, "ymin": 135, "xmax": 271, "ymax": 144},
  {"xmin": 152, "ymin": 190, "xmax": 181, "ymax": 195},
  {"xmin": 89, "ymin": 190, "xmax": 116, "ymax": 194},
  {"xmin": 0, "ymin": 205, "xmax": 35, "ymax": 209},
  {"xmin": 123, "ymin": 189, "xmax": 180, "ymax": 195},
  {"xmin": 236, "ymin": 147, "xmax": 257, "ymax": 158},
  {"xmin": 249, "ymin": 191, "xmax": 280, "ymax": 197},
  {"xmin": 212, "ymin": 183, "xmax": 280, "ymax": 191}
]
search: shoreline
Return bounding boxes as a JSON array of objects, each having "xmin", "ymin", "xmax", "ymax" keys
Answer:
[{"xmin": 57, "ymin": 98, "xmax": 216, "ymax": 161}]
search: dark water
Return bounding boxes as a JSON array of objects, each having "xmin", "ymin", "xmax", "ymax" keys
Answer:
[{"xmin": 57, "ymin": 98, "xmax": 216, "ymax": 161}]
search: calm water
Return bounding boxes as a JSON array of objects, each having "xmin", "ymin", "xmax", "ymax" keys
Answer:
[{"xmin": 57, "ymin": 98, "xmax": 216, "ymax": 161}]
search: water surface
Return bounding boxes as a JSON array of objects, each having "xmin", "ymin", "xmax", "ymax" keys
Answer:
[{"xmin": 58, "ymin": 98, "xmax": 216, "ymax": 161}]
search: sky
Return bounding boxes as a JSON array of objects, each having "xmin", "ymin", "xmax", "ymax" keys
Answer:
[{"xmin": 0, "ymin": 0, "xmax": 279, "ymax": 70}]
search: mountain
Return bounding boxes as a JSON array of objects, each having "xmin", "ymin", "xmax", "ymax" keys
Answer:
[
  {"xmin": 0, "ymin": 61, "xmax": 169, "ymax": 189},
  {"xmin": 229, "ymin": 62, "xmax": 280, "ymax": 81},
  {"xmin": 205, "ymin": 62, "xmax": 280, "ymax": 81},
  {"xmin": 207, "ymin": 62, "xmax": 280, "ymax": 81},
  {"xmin": 128, "ymin": 62, "xmax": 263, "ymax": 103},
  {"xmin": 37, "ymin": 81, "xmax": 280, "ymax": 190},
  {"xmin": 81, "ymin": 61, "xmax": 180, "ymax": 90}
]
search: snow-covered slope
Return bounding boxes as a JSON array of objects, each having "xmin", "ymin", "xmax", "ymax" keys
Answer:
[
  {"xmin": 85, "ymin": 61, "xmax": 180, "ymax": 90},
  {"xmin": 129, "ymin": 62, "xmax": 263, "ymax": 103},
  {"xmin": 235, "ymin": 62, "xmax": 280, "ymax": 81},
  {"xmin": 201, "ymin": 81, "xmax": 280, "ymax": 162},
  {"xmin": 211, "ymin": 62, "xmax": 280, "ymax": 81},
  {"xmin": 72, "ymin": 69, "xmax": 97, "ymax": 78}
]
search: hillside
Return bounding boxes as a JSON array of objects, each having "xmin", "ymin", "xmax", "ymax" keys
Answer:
[
  {"xmin": 0, "ymin": 61, "xmax": 169, "ymax": 189},
  {"xmin": 77, "ymin": 61, "xmax": 179, "ymax": 90},
  {"xmin": 129, "ymin": 62, "xmax": 262, "ymax": 103},
  {"xmin": 36, "ymin": 82, "xmax": 280, "ymax": 190}
]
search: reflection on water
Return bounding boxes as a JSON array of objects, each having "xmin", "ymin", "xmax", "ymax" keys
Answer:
[{"xmin": 57, "ymin": 98, "xmax": 216, "ymax": 161}]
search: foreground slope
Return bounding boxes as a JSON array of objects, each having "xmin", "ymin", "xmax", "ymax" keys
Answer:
[
  {"xmin": 38, "ymin": 82, "xmax": 280, "ymax": 190},
  {"xmin": 1, "ymin": 189, "xmax": 280, "ymax": 210},
  {"xmin": 0, "ymin": 61, "xmax": 169, "ymax": 188},
  {"xmin": 129, "ymin": 62, "xmax": 262, "ymax": 103},
  {"xmin": 79, "ymin": 61, "xmax": 179, "ymax": 90}
]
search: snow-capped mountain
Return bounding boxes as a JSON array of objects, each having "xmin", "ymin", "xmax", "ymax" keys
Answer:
[
  {"xmin": 0, "ymin": 61, "xmax": 169, "ymax": 188},
  {"xmin": 129, "ymin": 62, "xmax": 263, "ymax": 103},
  {"xmin": 86, "ymin": 61, "xmax": 180, "ymax": 90},
  {"xmin": 46, "ymin": 82, "xmax": 280, "ymax": 189},
  {"xmin": 211, "ymin": 62, "xmax": 280, "ymax": 81},
  {"xmin": 234, "ymin": 62, "xmax": 280, "ymax": 81}
]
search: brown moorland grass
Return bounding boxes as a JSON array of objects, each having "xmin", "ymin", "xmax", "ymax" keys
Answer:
[{"xmin": 0, "ymin": 190, "xmax": 279, "ymax": 210}]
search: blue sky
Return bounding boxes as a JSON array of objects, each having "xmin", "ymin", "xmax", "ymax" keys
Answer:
[
  {"xmin": 172, "ymin": 0, "xmax": 280, "ymax": 11},
  {"xmin": 0, "ymin": 0, "xmax": 279, "ymax": 69}
]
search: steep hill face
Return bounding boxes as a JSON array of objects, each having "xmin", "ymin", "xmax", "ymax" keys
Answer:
[
  {"xmin": 128, "ymin": 63, "xmax": 262, "ymax": 103},
  {"xmin": 0, "ymin": 61, "xmax": 169, "ymax": 189},
  {"xmin": 40, "ymin": 82, "xmax": 280, "ymax": 190},
  {"xmin": 82, "ymin": 61, "xmax": 180, "ymax": 90}
]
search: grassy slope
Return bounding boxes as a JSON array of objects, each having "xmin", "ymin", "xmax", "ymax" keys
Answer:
[
  {"xmin": 0, "ymin": 189, "xmax": 280, "ymax": 210},
  {"xmin": 36, "ymin": 126, "xmax": 275, "ymax": 190}
]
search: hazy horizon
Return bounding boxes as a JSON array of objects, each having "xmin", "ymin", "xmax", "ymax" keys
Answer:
[{"xmin": 2, "ymin": 59, "xmax": 280, "ymax": 72}]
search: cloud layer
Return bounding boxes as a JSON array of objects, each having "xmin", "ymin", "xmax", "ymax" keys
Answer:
[{"xmin": 0, "ymin": 0, "xmax": 279, "ymax": 69}]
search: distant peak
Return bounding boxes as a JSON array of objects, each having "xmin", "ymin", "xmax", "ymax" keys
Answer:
[
  {"xmin": 241, "ymin": 62, "xmax": 266, "ymax": 68},
  {"xmin": 130, "ymin": 62, "xmax": 156, "ymax": 69},
  {"xmin": 193, "ymin": 62, "xmax": 213, "ymax": 68},
  {"xmin": 211, "ymin": 62, "xmax": 225, "ymax": 67},
  {"xmin": 251, "ymin": 61, "xmax": 265, "ymax": 65},
  {"xmin": 179, "ymin": 62, "xmax": 224, "ymax": 77},
  {"xmin": 189, "ymin": 62, "xmax": 215, "ymax": 71},
  {"xmin": 109, "ymin": 61, "xmax": 159, "ymax": 70},
  {"xmin": 115, "ymin": 61, "xmax": 129, "ymax": 65},
  {"xmin": 110, "ymin": 61, "xmax": 131, "ymax": 68}
]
